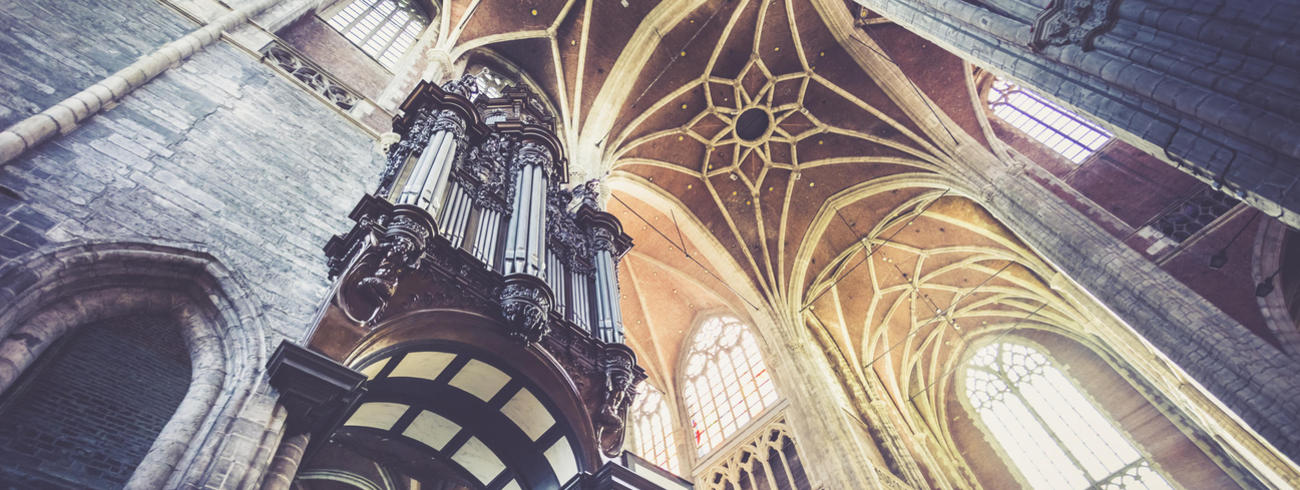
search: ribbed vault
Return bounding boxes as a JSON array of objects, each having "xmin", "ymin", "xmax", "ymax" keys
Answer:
[{"xmin": 425, "ymin": 0, "xmax": 1134, "ymax": 482}]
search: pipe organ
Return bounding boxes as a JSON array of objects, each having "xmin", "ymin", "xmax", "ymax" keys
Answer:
[{"xmin": 269, "ymin": 75, "xmax": 659, "ymax": 489}]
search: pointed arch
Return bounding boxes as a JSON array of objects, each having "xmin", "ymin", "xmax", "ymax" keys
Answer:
[
  {"xmin": 957, "ymin": 338, "xmax": 1175, "ymax": 489},
  {"xmin": 678, "ymin": 315, "xmax": 779, "ymax": 456}
]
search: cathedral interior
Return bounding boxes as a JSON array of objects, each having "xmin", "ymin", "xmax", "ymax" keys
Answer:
[{"xmin": 0, "ymin": 0, "xmax": 1298, "ymax": 488}]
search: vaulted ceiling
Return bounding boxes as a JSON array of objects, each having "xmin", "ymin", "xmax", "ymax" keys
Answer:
[{"xmin": 431, "ymin": 0, "xmax": 1095, "ymax": 454}]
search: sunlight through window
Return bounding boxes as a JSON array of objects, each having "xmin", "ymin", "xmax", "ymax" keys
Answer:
[
  {"xmin": 683, "ymin": 316, "xmax": 778, "ymax": 455},
  {"xmin": 965, "ymin": 341, "xmax": 1174, "ymax": 490},
  {"xmin": 988, "ymin": 78, "xmax": 1112, "ymax": 164},
  {"xmin": 327, "ymin": 0, "xmax": 428, "ymax": 68},
  {"xmin": 631, "ymin": 384, "xmax": 680, "ymax": 475}
]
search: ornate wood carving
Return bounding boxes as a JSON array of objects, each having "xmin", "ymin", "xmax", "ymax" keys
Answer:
[
  {"xmin": 315, "ymin": 78, "xmax": 645, "ymax": 465},
  {"xmin": 1031, "ymin": 0, "xmax": 1122, "ymax": 51},
  {"xmin": 500, "ymin": 273, "xmax": 554, "ymax": 344}
]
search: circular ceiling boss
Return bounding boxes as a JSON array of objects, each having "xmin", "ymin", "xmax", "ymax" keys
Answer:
[{"xmin": 734, "ymin": 107, "xmax": 772, "ymax": 143}]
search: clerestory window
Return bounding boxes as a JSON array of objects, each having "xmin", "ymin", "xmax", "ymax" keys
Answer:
[
  {"xmin": 682, "ymin": 316, "xmax": 778, "ymax": 455},
  {"xmin": 963, "ymin": 341, "xmax": 1174, "ymax": 490},
  {"xmin": 327, "ymin": 0, "xmax": 428, "ymax": 69},
  {"xmin": 987, "ymin": 78, "xmax": 1112, "ymax": 164},
  {"xmin": 630, "ymin": 383, "xmax": 681, "ymax": 475}
]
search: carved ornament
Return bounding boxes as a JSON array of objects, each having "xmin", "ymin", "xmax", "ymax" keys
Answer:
[
  {"xmin": 1031, "ymin": 0, "xmax": 1122, "ymax": 51},
  {"xmin": 595, "ymin": 344, "xmax": 638, "ymax": 458},
  {"xmin": 500, "ymin": 274, "xmax": 555, "ymax": 344}
]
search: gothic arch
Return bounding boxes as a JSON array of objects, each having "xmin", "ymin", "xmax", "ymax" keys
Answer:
[
  {"xmin": 1254, "ymin": 219, "xmax": 1300, "ymax": 355},
  {"xmin": 945, "ymin": 329, "xmax": 1252, "ymax": 489},
  {"xmin": 0, "ymin": 241, "xmax": 269, "ymax": 488}
]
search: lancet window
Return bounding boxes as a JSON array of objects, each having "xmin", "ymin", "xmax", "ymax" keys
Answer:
[
  {"xmin": 630, "ymin": 383, "xmax": 680, "ymax": 475},
  {"xmin": 987, "ymin": 77, "xmax": 1112, "ymax": 163},
  {"xmin": 963, "ymin": 341, "xmax": 1174, "ymax": 490},
  {"xmin": 682, "ymin": 316, "xmax": 778, "ymax": 455},
  {"xmin": 327, "ymin": 0, "xmax": 429, "ymax": 68}
]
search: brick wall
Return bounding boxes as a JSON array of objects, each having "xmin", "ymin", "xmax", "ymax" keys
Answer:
[{"xmin": 0, "ymin": 313, "xmax": 191, "ymax": 487}]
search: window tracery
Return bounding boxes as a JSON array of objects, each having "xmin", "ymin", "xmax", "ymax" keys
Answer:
[
  {"xmin": 327, "ymin": 0, "xmax": 429, "ymax": 68},
  {"xmin": 987, "ymin": 78, "xmax": 1112, "ymax": 163},
  {"xmin": 963, "ymin": 341, "xmax": 1173, "ymax": 490},
  {"xmin": 630, "ymin": 383, "xmax": 680, "ymax": 475},
  {"xmin": 682, "ymin": 316, "xmax": 778, "ymax": 455}
]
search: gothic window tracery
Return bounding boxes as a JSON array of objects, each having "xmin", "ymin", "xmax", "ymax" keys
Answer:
[
  {"xmin": 630, "ymin": 383, "xmax": 680, "ymax": 475},
  {"xmin": 987, "ymin": 77, "xmax": 1112, "ymax": 163},
  {"xmin": 962, "ymin": 341, "xmax": 1174, "ymax": 490},
  {"xmin": 326, "ymin": 0, "xmax": 428, "ymax": 68},
  {"xmin": 682, "ymin": 316, "xmax": 778, "ymax": 455}
]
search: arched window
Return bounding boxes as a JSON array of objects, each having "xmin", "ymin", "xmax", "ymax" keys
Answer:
[
  {"xmin": 327, "ymin": 0, "xmax": 429, "ymax": 68},
  {"xmin": 963, "ymin": 341, "xmax": 1174, "ymax": 490},
  {"xmin": 682, "ymin": 316, "xmax": 778, "ymax": 455},
  {"xmin": 630, "ymin": 384, "xmax": 680, "ymax": 475},
  {"xmin": 987, "ymin": 77, "xmax": 1112, "ymax": 163}
]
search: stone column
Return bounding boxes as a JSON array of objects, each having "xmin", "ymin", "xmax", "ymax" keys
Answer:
[
  {"xmin": 260, "ymin": 433, "xmax": 311, "ymax": 490},
  {"xmin": 851, "ymin": 0, "xmax": 1300, "ymax": 229},
  {"xmin": 395, "ymin": 109, "xmax": 466, "ymax": 217}
]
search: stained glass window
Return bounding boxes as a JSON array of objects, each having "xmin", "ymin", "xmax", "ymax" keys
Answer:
[
  {"xmin": 683, "ymin": 316, "xmax": 778, "ymax": 455},
  {"xmin": 988, "ymin": 78, "xmax": 1112, "ymax": 164},
  {"xmin": 327, "ymin": 0, "xmax": 428, "ymax": 68},
  {"xmin": 964, "ymin": 341, "xmax": 1174, "ymax": 490},
  {"xmin": 630, "ymin": 384, "xmax": 680, "ymax": 475}
]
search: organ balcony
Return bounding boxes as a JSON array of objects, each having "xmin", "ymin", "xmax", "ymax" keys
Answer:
[{"xmin": 271, "ymin": 75, "xmax": 651, "ymax": 487}]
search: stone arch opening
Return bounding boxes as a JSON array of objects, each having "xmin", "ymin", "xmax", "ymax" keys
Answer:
[
  {"xmin": 0, "ymin": 312, "xmax": 192, "ymax": 487},
  {"xmin": 0, "ymin": 242, "xmax": 268, "ymax": 488}
]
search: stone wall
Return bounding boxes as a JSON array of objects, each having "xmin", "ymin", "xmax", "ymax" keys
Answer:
[
  {"xmin": 0, "ymin": 314, "xmax": 191, "ymax": 488},
  {"xmin": 0, "ymin": 0, "xmax": 381, "ymax": 485},
  {"xmin": 852, "ymin": 0, "xmax": 1300, "ymax": 230},
  {"xmin": 0, "ymin": 40, "xmax": 379, "ymax": 343},
  {"xmin": 0, "ymin": 0, "xmax": 193, "ymax": 129}
]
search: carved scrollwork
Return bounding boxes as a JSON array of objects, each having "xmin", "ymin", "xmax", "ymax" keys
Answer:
[
  {"xmin": 500, "ymin": 274, "xmax": 554, "ymax": 344},
  {"xmin": 595, "ymin": 344, "xmax": 638, "ymax": 457},
  {"xmin": 341, "ymin": 207, "xmax": 435, "ymax": 327},
  {"xmin": 515, "ymin": 140, "xmax": 554, "ymax": 178},
  {"xmin": 1031, "ymin": 0, "xmax": 1121, "ymax": 51},
  {"xmin": 377, "ymin": 106, "xmax": 438, "ymax": 198},
  {"xmin": 457, "ymin": 133, "xmax": 518, "ymax": 213},
  {"xmin": 440, "ymin": 73, "xmax": 481, "ymax": 100},
  {"xmin": 547, "ymin": 187, "xmax": 596, "ymax": 274}
]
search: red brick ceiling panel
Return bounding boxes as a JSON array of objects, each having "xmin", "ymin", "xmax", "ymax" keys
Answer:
[
  {"xmin": 612, "ymin": 194, "xmax": 754, "ymax": 388},
  {"xmin": 494, "ymin": 37, "xmax": 563, "ymax": 116},
  {"xmin": 865, "ymin": 23, "xmax": 992, "ymax": 151},
  {"xmin": 609, "ymin": 4, "xmax": 730, "ymax": 139},
  {"xmin": 555, "ymin": 1, "xmax": 586, "ymax": 117},
  {"xmin": 577, "ymin": 0, "xmax": 663, "ymax": 125},
  {"xmin": 458, "ymin": 0, "xmax": 560, "ymax": 44},
  {"xmin": 709, "ymin": 0, "xmax": 762, "ymax": 80},
  {"xmin": 756, "ymin": 0, "xmax": 804, "ymax": 77}
]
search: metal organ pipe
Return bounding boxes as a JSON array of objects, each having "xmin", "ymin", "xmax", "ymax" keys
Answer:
[
  {"xmin": 418, "ymin": 130, "xmax": 456, "ymax": 213},
  {"xmin": 504, "ymin": 142, "xmax": 550, "ymax": 278},
  {"xmin": 397, "ymin": 130, "xmax": 444, "ymax": 205},
  {"xmin": 571, "ymin": 271, "xmax": 591, "ymax": 329},
  {"xmin": 593, "ymin": 249, "xmax": 623, "ymax": 343},
  {"xmin": 397, "ymin": 110, "xmax": 464, "ymax": 217}
]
